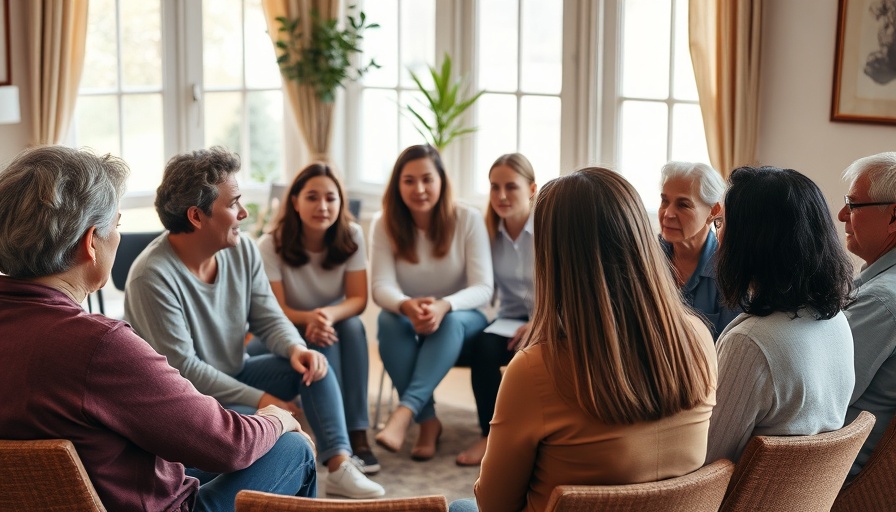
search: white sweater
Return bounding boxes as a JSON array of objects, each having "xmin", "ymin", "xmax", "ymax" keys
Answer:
[{"xmin": 369, "ymin": 203, "xmax": 493, "ymax": 313}]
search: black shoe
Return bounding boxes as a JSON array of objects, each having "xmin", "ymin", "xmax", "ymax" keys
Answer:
[{"xmin": 351, "ymin": 451, "xmax": 381, "ymax": 475}]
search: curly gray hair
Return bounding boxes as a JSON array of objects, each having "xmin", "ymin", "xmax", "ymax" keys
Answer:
[{"xmin": 0, "ymin": 146, "xmax": 129, "ymax": 278}]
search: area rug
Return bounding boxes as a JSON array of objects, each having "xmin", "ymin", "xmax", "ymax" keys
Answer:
[{"xmin": 309, "ymin": 402, "xmax": 484, "ymax": 502}]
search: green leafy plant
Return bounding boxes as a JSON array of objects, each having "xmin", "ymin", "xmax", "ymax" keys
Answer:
[
  {"xmin": 275, "ymin": 6, "xmax": 379, "ymax": 103},
  {"xmin": 406, "ymin": 54, "xmax": 485, "ymax": 152}
]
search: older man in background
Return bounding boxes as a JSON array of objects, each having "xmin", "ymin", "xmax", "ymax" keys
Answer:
[{"xmin": 839, "ymin": 151, "xmax": 896, "ymax": 478}]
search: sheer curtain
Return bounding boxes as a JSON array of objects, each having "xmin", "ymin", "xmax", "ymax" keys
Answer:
[
  {"xmin": 689, "ymin": 0, "xmax": 762, "ymax": 178},
  {"xmin": 26, "ymin": 0, "xmax": 89, "ymax": 145},
  {"xmin": 262, "ymin": 0, "xmax": 341, "ymax": 163}
]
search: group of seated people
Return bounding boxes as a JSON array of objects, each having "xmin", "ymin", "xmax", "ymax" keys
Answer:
[{"xmin": 0, "ymin": 142, "xmax": 893, "ymax": 512}]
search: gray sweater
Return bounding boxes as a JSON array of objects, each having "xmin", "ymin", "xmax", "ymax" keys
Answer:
[
  {"xmin": 706, "ymin": 309, "xmax": 855, "ymax": 463},
  {"xmin": 124, "ymin": 233, "xmax": 306, "ymax": 407}
]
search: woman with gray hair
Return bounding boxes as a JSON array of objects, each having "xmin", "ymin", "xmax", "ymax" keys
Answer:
[
  {"xmin": 0, "ymin": 145, "xmax": 316, "ymax": 511},
  {"xmin": 659, "ymin": 161, "xmax": 739, "ymax": 340}
]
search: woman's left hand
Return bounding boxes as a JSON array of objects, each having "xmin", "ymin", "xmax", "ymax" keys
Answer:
[
  {"xmin": 414, "ymin": 298, "xmax": 451, "ymax": 335},
  {"xmin": 288, "ymin": 346, "xmax": 328, "ymax": 385}
]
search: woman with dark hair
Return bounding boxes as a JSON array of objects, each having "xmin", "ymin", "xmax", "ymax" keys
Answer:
[
  {"xmin": 370, "ymin": 144, "xmax": 493, "ymax": 460},
  {"xmin": 706, "ymin": 166, "xmax": 856, "ymax": 463},
  {"xmin": 453, "ymin": 168, "xmax": 717, "ymax": 512},
  {"xmin": 257, "ymin": 163, "xmax": 379, "ymax": 473}
]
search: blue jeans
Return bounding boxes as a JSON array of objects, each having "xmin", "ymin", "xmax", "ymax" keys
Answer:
[
  {"xmin": 225, "ymin": 354, "xmax": 351, "ymax": 464},
  {"xmin": 310, "ymin": 316, "xmax": 370, "ymax": 431},
  {"xmin": 191, "ymin": 432, "xmax": 317, "ymax": 511},
  {"xmin": 378, "ymin": 309, "xmax": 488, "ymax": 423},
  {"xmin": 448, "ymin": 498, "xmax": 479, "ymax": 512}
]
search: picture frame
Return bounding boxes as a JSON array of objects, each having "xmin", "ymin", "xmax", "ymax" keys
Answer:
[
  {"xmin": 0, "ymin": 0, "xmax": 9, "ymax": 86},
  {"xmin": 831, "ymin": 0, "xmax": 896, "ymax": 125}
]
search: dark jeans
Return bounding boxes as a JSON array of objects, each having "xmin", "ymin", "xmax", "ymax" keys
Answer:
[{"xmin": 465, "ymin": 325, "xmax": 520, "ymax": 436}]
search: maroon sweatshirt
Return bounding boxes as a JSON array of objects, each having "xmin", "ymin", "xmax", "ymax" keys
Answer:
[{"xmin": 0, "ymin": 278, "xmax": 281, "ymax": 511}]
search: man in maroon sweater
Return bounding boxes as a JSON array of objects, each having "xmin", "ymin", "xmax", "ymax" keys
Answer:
[{"xmin": 0, "ymin": 146, "xmax": 317, "ymax": 511}]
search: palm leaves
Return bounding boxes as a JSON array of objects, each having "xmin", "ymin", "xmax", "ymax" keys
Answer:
[{"xmin": 406, "ymin": 54, "xmax": 484, "ymax": 152}]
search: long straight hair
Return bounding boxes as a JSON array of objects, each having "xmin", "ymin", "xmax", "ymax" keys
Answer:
[
  {"xmin": 485, "ymin": 153, "xmax": 536, "ymax": 240},
  {"xmin": 529, "ymin": 168, "xmax": 713, "ymax": 424},
  {"xmin": 272, "ymin": 163, "xmax": 358, "ymax": 270},
  {"xmin": 381, "ymin": 144, "xmax": 455, "ymax": 263}
]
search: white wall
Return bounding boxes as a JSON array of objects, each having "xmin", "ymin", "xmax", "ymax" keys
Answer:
[{"xmin": 758, "ymin": 0, "xmax": 896, "ymax": 215}]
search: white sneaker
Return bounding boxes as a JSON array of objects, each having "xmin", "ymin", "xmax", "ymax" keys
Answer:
[{"xmin": 326, "ymin": 459, "xmax": 386, "ymax": 499}]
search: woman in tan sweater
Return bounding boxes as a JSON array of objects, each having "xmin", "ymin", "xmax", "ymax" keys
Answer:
[{"xmin": 452, "ymin": 167, "xmax": 718, "ymax": 512}]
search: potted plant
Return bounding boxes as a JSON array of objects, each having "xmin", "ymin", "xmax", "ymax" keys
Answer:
[
  {"xmin": 274, "ymin": 6, "xmax": 380, "ymax": 103},
  {"xmin": 406, "ymin": 54, "xmax": 485, "ymax": 152}
]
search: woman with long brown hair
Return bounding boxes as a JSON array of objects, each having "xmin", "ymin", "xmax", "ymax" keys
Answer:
[
  {"xmin": 370, "ymin": 144, "xmax": 493, "ymax": 461},
  {"xmin": 455, "ymin": 167, "xmax": 717, "ymax": 512}
]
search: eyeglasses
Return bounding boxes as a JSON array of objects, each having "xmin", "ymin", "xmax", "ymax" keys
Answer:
[{"xmin": 844, "ymin": 196, "xmax": 896, "ymax": 211}]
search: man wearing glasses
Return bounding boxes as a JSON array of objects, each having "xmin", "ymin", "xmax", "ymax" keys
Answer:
[{"xmin": 838, "ymin": 151, "xmax": 896, "ymax": 480}]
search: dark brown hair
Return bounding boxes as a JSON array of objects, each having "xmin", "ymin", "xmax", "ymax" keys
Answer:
[
  {"xmin": 273, "ymin": 163, "xmax": 357, "ymax": 270},
  {"xmin": 381, "ymin": 145, "xmax": 455, "ymax": 263},
  {"xmin": 530, "ymin": 167, "xmax": 713, "ymax": 424}
]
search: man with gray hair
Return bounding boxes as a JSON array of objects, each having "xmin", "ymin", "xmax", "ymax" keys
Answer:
[
  {"xmin": 838, "ymin": 151, "xmax": 896, "ymax": 478},
  {"xmin": 124, "ymin": 146, "xmax": 385, "ymax": 499}
]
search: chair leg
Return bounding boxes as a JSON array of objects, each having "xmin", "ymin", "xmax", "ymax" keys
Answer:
[{"xmin": 373, "ymin": 367, "xmax": 398, "ymax": 430}]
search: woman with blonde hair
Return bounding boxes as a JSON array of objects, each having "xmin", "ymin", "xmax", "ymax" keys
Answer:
[
  {"xmin": 453, "ymin": 167, "xmax": 717, "ymax": 512},
  {"xmin": 370, "ymin": 144, "xmax": 493, "ymax": 460},
  {"xmin": 456, "ymin": 153, "xmax": 537, "ymax": 466}
]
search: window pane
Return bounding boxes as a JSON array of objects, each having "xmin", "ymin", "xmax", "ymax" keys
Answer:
[
  {"xmin": 621, "ymin": 0, "xmax": 671, "ymax": 99},
  {"xmin": 618, "ymin": 100, "xmax": 668, "ymax": 211},
  {"xmin": 203, "ymin": 0, "xmax": 243, "ymax": 88},
  {"xmin": 81, "ymin": 0, "xmax": 118, "ymax": 91},
  {"xmin": 204, "ymin": 91, "xmax": 243, "ymax": 152},
  {"xmin": 478, "ymin": 0, "xmax": 519, "ymax": 92},
  {"xmin": 120, "ymin": 1, "xmax": 162, "ymax": 89},
  {"xmin": 672, "ymin": 0, "xmax": 698, "ymax": 101},
  {"xmin": 400, "ymin": 0, "xmax": 436, "ymax": 88},
  {"xmin": 75, "ymin": 96, "xmax": 120, "ymax": 160},
  {"xmin": 519, "ymin": 96, "xmax": 561, "ymax": 187},
  {"xmin": 474, "ymin": 93, "xmax": 518, "ymax": 194},
  {"xmin": 245, "ymin": 0, "xmax": 282, "ymax": 89},
  {"xmin": 246, "ymin": 91, "xmax": 284, "ymax": 183},
  {"xmin": 361, "ymin": 89, "xmax": 398, "ymax": 184},
  {"xmin": 400, "ymin": 90, "xmax": 431, "ymax": 149},
  {"xmin": 121, "ymin": 94, "xmax": 165, "ymax": 192},
  {"xmin": 362, "ymin": 0, "xmax": 399, "ymax": 88},
  {"xmin": 520, "ymin": 0, "xmax": 562, "ymax": 94},
  {"xmin": 670, "ymin": 103, "xmax": 709, "ymax": 163}
]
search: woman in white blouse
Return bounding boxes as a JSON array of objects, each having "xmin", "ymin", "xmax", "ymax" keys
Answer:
[
  {"xmin": 456, "ymin": 153, "xmax": 537, "ymax": 466},
  {"xmin": 257, "ymin": 163, "xmax": 380, "ymax": 473},
  {"xmin": 371, "ymin": 144, "xmax": 493, "ymax": 460}
]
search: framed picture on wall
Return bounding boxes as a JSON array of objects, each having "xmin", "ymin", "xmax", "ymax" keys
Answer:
[
  {"xmin": 0, "ymin": 0, "xmax": 9, "ymax": 86},
  {"xmin": 831, "ymin": 0, "xmax": 896, "ymax": 125}
]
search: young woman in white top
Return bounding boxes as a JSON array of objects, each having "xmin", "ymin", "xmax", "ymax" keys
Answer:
[
  {"xmin": 456, "ymin": 153, "xmax": 537, "ymax": 467},
  {"xmin": 371, "ymin": 144, "xmax": 493, "ymax": 460},
  {"xmin": 257, "ymin": 163, "xmax": 380, "ymax": 473}
]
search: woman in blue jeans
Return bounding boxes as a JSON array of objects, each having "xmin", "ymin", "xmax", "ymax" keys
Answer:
[
  {"xmin": 370, "ymin": 144, "xmax": 493, "ymax": 460},
  {"xmin": 258, "ymin": 163, "xmax": 379, "ymax": 474}
]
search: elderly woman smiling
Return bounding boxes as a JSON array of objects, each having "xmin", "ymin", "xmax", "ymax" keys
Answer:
[
  {"xmin": 0, "ymin": 146, "xmax": 316, "ymax": 511},
  {"xmin": 658, "ymin": 161, "xmax": 740, "ymax": 339}
]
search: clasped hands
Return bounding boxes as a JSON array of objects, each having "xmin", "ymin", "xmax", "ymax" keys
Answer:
[
  {"xmin": 302, "ymin": 307, "xmax": 339, "ymax": 347},
  {"xmin": 400, "ymin": 297, "xmax": 451, "ymax": 335}
]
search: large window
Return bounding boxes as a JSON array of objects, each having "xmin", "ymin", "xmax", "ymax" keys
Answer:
[{"xmin": 74, "ymin": 0, "xmax": 288, "ymax": 204}]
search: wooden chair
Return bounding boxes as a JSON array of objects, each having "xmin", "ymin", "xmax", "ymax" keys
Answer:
[
  {"xmin": 235, "ymin": 490, "xmax": 448, "ymax": 511},
  {"xmin": 832, "ymin": 413, "xmax": 896, "ymax": 512},
  {"xmin": 0, "ymin": 439, "xmax": 106, "ymax": 511},
  {"xmin": 543, "ymin": 458, "xmax": 734, "ymax": 512},
  {"xmin": 719, "ymin": 411, "xmax": 875, "ymax": 512}
]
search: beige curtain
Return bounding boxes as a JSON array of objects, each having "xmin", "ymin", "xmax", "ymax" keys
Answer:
[
  {"xmin": 689, "ymin": 0, "xmax": 762, "ymax": 178},
  {"xmin": 262, "ymin": 0, "xmax": 341, "ymax": 163},
  {"xmin": 26, "ymin": 0, "xmax": 89, "ymax": 145}
]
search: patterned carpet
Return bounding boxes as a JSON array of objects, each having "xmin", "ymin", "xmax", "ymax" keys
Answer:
[{"xmin": 310, "ymin": 402, "xmax": 483, "ymax": 502}]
